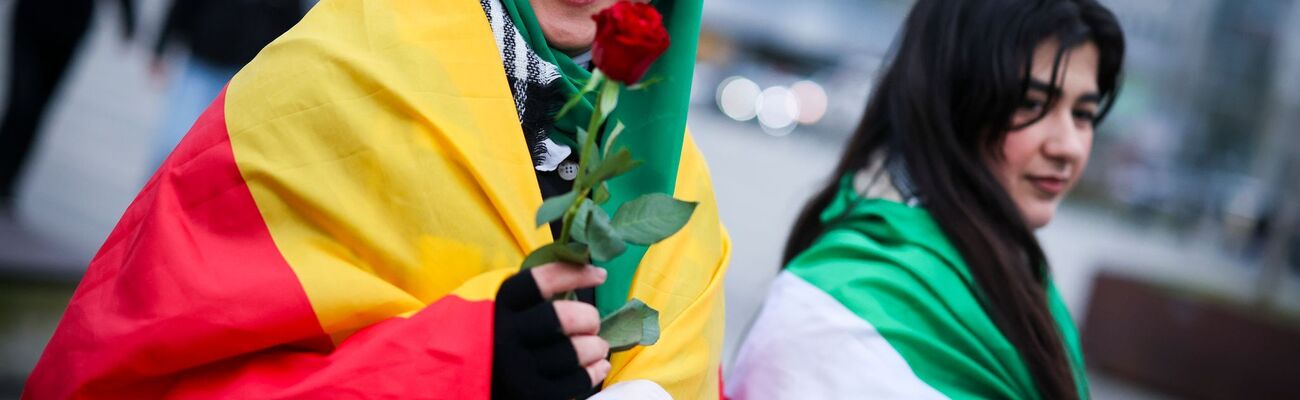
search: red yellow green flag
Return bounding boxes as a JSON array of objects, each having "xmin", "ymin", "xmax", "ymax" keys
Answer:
[{"xmin": 26, "ymin": 0, "xmax": 729, "ymax": 398}]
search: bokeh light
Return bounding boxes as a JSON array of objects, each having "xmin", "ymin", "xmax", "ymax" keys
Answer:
[
  {"xmin": 790, "ymin": 80, "xmax": 828, "ymax": 125},
  {"xmin": 716, "ymin": 76, "xmax": 762, "ymax": 122},
  {"xmin": 756, "ymin": 86, "xmax": 799, "ymax": 136}
]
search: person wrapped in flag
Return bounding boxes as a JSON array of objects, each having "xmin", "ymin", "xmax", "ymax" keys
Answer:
[
  {"xmin": 727, "ymin": 0, "xmax": 1124, "ymax": 399},
  {"xmin": 25, "ymin": 0, "xmax": 728, "ymax": 398}
]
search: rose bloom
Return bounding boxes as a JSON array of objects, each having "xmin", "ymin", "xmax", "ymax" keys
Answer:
[{"xmin": 591, "ymin": 1, "xmax": 670, "ymax": 84}]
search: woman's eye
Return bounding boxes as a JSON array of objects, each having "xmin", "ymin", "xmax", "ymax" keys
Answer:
[
  {"xmin": 1072, "ymin": 109, "xmax": 1097, "ymax": 122},
  {"xmin": 1019, "ymin": 99, "xmax": 1045, "ymax": 113}
]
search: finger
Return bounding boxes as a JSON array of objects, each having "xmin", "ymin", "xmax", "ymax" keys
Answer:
[
  {"xmin": 571, "ymin": 335, "xmax": 610, "ymax": 366},
  {"xmin": 496, "ymin": 270, "xmax": 545, "ymax": 311},
  {"xmin": 546, "ymin": 362, "xmax": 601, "ymax": 398},
  {"xmin": 585, "ymin": 359, "xmax": 612, "ymax": 387},
  {"xmin": 553, "ymin": 300, "xmax": 600, "ymax": 336},
  {"xmin": 513, "ymin": 303, "xmax": 567, "ymax": 346},
  {"xmin": 532, "ymin": 339, "xmax": 581, "ymax": 377},
  {"xmin": 531, "ymin": 263, "xmax": 607, "ymax": 299}
]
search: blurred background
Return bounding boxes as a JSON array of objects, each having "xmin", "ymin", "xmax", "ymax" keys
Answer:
[{"xmin": 1, "ymin": 0, "xmax": 1298, "ymax": 398}]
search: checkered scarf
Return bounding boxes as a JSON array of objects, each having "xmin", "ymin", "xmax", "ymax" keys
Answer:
[{"xmin": 480, "ymin": 0, "xmax": 572, "ymax": 172}]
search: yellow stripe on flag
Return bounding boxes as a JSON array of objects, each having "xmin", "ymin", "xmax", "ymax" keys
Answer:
[
  {"xmin": 219, "ymin": 0, "xmax": 728, "ymax": 396},
  {"xmin": 224, "ymin": 0, "xmax": 548, "ymax": 336}
]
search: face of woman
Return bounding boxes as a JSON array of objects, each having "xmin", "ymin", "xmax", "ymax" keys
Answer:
[
  {"xmin": 989, "ymin": 39, "xmax": 1102, "ymax": 230},
  {"xmin": 530, "ymin": 0, "xmax": 651, "ymax": 55}
]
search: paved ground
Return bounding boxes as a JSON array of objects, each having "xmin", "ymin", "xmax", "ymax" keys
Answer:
[{"xmin": 4, "ymin": 0, "xmax": 1296, "ymax": 397}]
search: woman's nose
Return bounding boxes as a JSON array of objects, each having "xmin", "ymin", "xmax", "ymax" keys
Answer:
[{"xmin": 1041, "ymin": 111, "xmax": 1089, "ymax": 163}]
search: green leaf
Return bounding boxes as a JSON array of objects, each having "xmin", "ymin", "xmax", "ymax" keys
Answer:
[
  {"xmin": 593, "ymin": 182, "xmax": 610, "ymax": 205},
  {"xmin": 584, "ymin": 206, "xmax": 626, "ymax": 262},
  {"xmin": 520, "ymin": 241, "xmax": 590, "ymax": 269},
  {"xmin": 598, "ymin": 78, "xmax": 620, "ymax": 121},
  {"xmin": 553, "ymin": 242, "xmax": 590, "ymax": 265},
  {"xmin": 557, "ymin": 71, "xmax": 603, "ymax": 119},
  {"xmin": 536, "ymin": 190, "xmax": 578, "ymax": 227},
  {"xmin": 521, "ymin": 242, "xmax": 562, "ymax": 269},
  {"xmin": 576, "ymin": 127, "xmax": 589, "ymax": 153},
  {"xmin": 603, "ymin": 121, "xmax": 625, "ymax": 159},
  {"xmin": 600, "ymin": 298, "xmax": 660, "ymax": 352},
  {"xmin": 612, "ymin": 193, "xmax": 698, "ymax": 245},
  {"xmin": 569, "ymin": 199, "xmax": 596, "ymax": 244},
  {"xmin": 578, "ymin": 148, "xmax": 642, "ymax": 189}
]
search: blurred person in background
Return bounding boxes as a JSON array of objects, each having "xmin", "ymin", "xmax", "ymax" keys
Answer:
[
  {"xmin": 728, "ymin": 0, "xmax": 1124, "ymax": 399},
  {"xmin": 0, "ymin": 0, "xmax": 134, "ymax": 209},
  {"xmin": 24, "ymin": 0, "xmax": 728, "ymax": 398},
  {"xmin": 149, "ymin": 0, "xmax": 307, "ymax": 169}
]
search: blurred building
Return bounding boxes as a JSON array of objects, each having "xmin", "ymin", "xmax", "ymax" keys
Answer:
[
  {"xmin": 698, "ymin": 0, "xmax": 911, "ymax": 137},
  {"xmin": 1073, "ymin": 0, "xmax": 1299, "ymax": 270}
]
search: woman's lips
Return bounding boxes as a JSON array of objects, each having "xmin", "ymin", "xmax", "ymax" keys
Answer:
[{"xmin": 1027, "ymin": 176, "xmax": 1067, "ymax": 196}]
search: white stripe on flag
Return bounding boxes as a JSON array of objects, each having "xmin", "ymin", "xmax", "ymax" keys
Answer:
[{"xmin": 727, "ymin": 271, "xmax": 947, "ymax": 400}]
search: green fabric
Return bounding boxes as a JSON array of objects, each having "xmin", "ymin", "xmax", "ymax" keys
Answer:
[
  {"xmin": 500, "ymin": 0, "xmax": 702, "ymax": 316},
  {"xmin": 786, "ymin": 175, "xmax": 1089, "ymax": 399}
]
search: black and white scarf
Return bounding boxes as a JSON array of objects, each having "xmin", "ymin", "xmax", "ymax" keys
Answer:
[{"xmin": 479, "ymin": 0, "xmax": 574, "ymax": 172}]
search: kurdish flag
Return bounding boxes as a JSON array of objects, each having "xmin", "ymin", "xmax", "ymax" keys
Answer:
[{"xmin": 25, "ymin": 0, "xmax": 730, "ymax": 398}]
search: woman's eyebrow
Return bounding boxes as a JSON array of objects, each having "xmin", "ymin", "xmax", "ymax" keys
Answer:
[
  {"xmin": 1028, "ymin": 79, "xmax": 1101, "ymax": 104},
  {"xmin": 1027, "ymin": 79, "xmax": 1060, "ymax": 95}
]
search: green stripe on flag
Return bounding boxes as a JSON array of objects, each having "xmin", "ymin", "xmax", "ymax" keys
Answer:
[{"xmin": 786, "ymin": 175, "xmax": 1087, "ymax": 399}]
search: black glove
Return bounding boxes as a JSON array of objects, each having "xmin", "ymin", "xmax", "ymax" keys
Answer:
[{"xmin": 492, "ymin": 271, "xmax": 592, "ymax": 400}]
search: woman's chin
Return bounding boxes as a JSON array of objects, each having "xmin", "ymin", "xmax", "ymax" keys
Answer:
[
  {"xmin": 540, "ymin": 23, "xmax": 595, "ymax": 54},
  {"xmin": 1020, "ymin": 201, "xmax": 1058, "ymax": 230}
]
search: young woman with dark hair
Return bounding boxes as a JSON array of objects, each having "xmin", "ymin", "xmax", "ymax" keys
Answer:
[{"xmin": 728, "ymin": 0, "xmax": 1124, "ymax": 398}]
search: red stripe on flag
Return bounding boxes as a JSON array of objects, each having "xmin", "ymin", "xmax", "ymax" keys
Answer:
[
  {"xmin": 26, "ymin": 90, "xmax": 327, "ymax": 398},
  {"xmin": 25, "ymin": 90, "xmax": 497, "ymax": 399},
  {"xmin": 166, "ymin": 296, "xmax": 494, "ymax": 398}
]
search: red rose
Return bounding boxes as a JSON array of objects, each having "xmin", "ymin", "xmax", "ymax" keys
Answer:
[{"xmin": 591, "ymin": 1, "xmax": 670, "ymax": 84}]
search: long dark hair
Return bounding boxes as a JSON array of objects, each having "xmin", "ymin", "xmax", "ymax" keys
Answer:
[{"xmin": 783, "ymin": 0, "xmax": 1124, "ymax": 397}]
